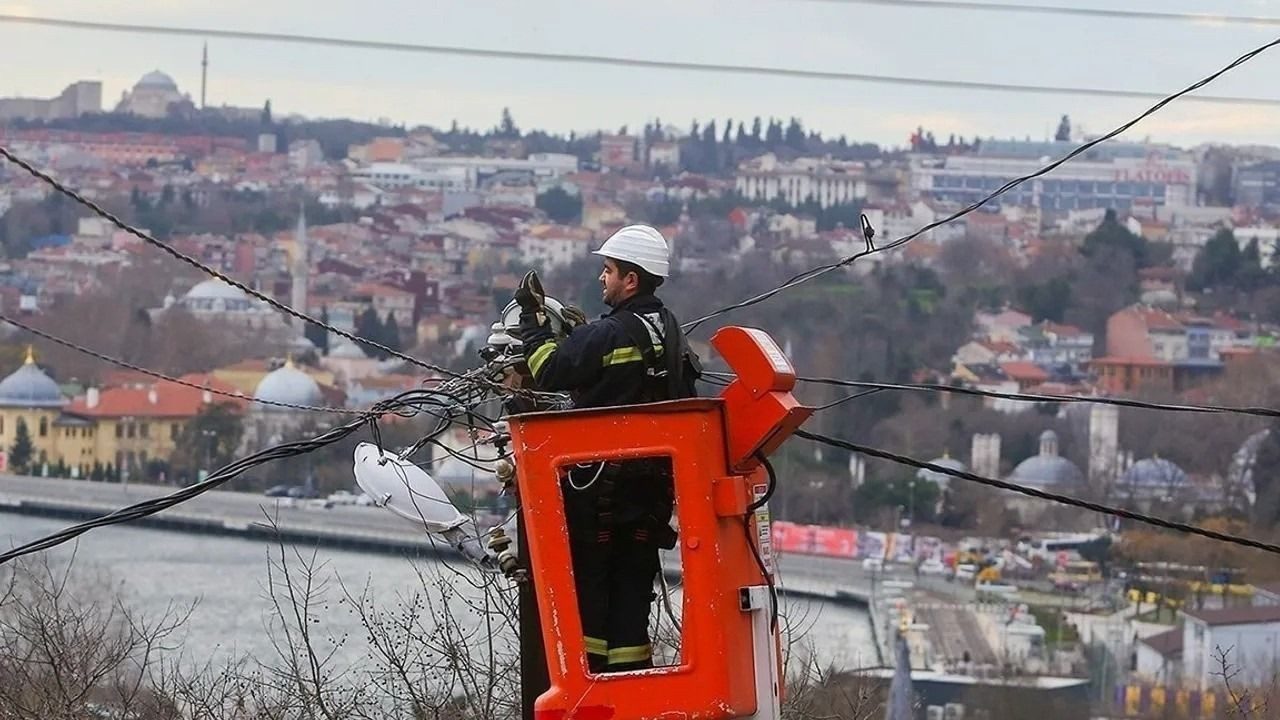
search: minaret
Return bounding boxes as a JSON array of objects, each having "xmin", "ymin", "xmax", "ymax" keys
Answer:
[
  {"xmin": 201, "ymin": 43, "xmax": 208, "ymax": 109},
  {"xmin": 290, "ymin": 206, "xmax": 308, "ymax": 318}
]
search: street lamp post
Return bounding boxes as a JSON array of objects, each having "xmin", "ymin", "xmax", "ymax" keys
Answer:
[{"xmin": 200, "ymin": 429, "xmax": 217, "ymax": 484}]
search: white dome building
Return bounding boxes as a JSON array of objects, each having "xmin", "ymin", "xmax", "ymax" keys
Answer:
[
  {"xmin": 158, "ymin": 279, "xmax": 286, "ymax": 331},
  {"xmin": 917, "ymin": 452, "xmax": 966, "ymax": 490},
  {"xmin": 1005, "ymin": 430, "xmax": 1086, "ymax": 525},
  {"xmin": 254, "ymin": 360, "xmax": 322, "ymax": 411},
  {"xmin": 1117, "ymin": 455, "xmax": 1189, "ymax": 506},
  {"xmin": 240, "ymin": 358, "xmax": 329, "ymax": 451},
  {"xmin": 116, "ymin": 70, "xmax": 190, "ymax": 118},
  {"xmin": 1008, "ymin": 430, "xmax": 1085, "ymax": 490}
]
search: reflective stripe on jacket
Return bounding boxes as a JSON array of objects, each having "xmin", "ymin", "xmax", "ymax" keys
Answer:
[{"xmin": 520, "ymin": 294, "xmax": 672, "ymax": 409}]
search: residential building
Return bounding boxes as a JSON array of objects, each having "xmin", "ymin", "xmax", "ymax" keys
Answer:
[
  {"xmin": 349, "ymin": 163, "xmax": 469, "ymax": 191},
  {"xmin": 1109, "ymin": 305, "xmax": 1235, "ymax": 363},
  {"xmin": 519, "ymin": 224, "xmax": 594, "ymax": 270},
  {"xmin": 974, "ymin": 308, "xmax": 1033, "ymax": 343},
  {"xmin": 0, "ymin": 80, "xmax": 101, "ymax": 121},
  {"xmin": 1134, "ymin": 629, "xmax": 1182, "ymax": 686},
  {"xmin": 1181, "ymin": 605, "xmax": 1280, "ymax": 690},
  {"xmin": 912, "ymin": 139, "xmax": 1197, "ymax": 211},
  {"xmin": 66, "ymin": 374, "xmax": 246, "ymax": 479},
  {"xmin": 646, "ymin": 141, "xmax": 680, "ymax": 170},
  {"xmin": 1019, "ymin": 321, "xmax": 1094, "ymax": 371},
  {"xmin": 735, "ymin": 153, "xmax": 868, "ymax": 209},
  {"xmin": 598, "ymin": 135, "xmax": 637, "ymax": 171},
  {"xmin": 1091, "ymin": 356, "xmax": 1176, "ymax": 395},
  {"xmin": 1233, "ymin": 160, "xmax": 1280, "ymax": 209}
]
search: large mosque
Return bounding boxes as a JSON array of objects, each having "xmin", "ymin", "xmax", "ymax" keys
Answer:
[{"xmin": 115, "ymin": 71, "xmax": 193, "ymax": 118}]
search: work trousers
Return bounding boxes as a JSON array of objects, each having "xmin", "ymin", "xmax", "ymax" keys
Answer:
[{"xmin": 562, "ymin": 459, "xmax": 674, "ymax": 673}]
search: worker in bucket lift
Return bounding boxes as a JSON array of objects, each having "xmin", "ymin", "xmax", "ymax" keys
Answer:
[{"xmin": 512, "ymin": 224, "xmax": 700, "ymax": 673}]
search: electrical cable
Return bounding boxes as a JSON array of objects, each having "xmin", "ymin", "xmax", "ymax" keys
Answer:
[
  {"xmin": 0, "ymin": 383, "xmax": 499, "ymax": 566},
  {"xmin": 799, "ymin": 0, "xmax": 1280, "ymax": 27},
  {"xmin": 745, "ymin": 452, "xmax": 780, "ymax": 629},
  {"xmin": 702, "ymin": 370, "xmax": 1280, "ymax": 420},
  {"xmin": 0, "ymin": 313, "xmax": 370, "ymax": 415},
  {"xmin": 794, "ymin": 429, "xmax": 1280, "ymax": 556},
  {"xmin": 0, "ymin": 144, "xmax": 525, "ymax": 398},
  {"xmin": 809, "ymin": 387, "xmax": 887, "ymax": 411},
  {"xmin": 681, "ymin": 34, "xmax": 1280, "ymax": 333},
  {"xmin": 794, "ymin": 373, "xmax": 1280, "ymax": 419},
  {"xmin": 0, "ymin": 15, "xmax": 1277, "ymax": 106}
]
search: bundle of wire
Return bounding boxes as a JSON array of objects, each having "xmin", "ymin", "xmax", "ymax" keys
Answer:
[{"xmin": 0, "ymin": 365, "xmax": 518, "ymax": 567}]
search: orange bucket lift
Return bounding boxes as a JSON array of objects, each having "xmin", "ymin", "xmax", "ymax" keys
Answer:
[{"xmin": 506, "ymin": 326, "xmax": 812, "ymax": 720}]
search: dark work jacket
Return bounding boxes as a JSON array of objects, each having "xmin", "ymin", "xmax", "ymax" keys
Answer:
[{"xmin": 520, "ymin": 294, "xmax": 677, "ymax": 409}]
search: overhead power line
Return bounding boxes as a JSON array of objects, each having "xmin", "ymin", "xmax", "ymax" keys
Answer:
[
  {"xmin": 793, "ymin": 374, "xmax": 1280, "ymax": 419},
  {"xmin": 0, "ymin": 14, "xmax": 1278, "ymax": 105},
  {"xmin": 802, "ymin": 0, "xmax": 1280, "ymax": 27},
  {"xmin": 0, "ymin": 313, "xmax": 368, "ymax": 415},
  {"xmin": 795, "ymin": 429, "xmax": 1280, "ymax": 557},
  {"xmin": 683, "ymin": 34, "xmax": 1280, "ymax": 333},
  {"xmin": 0, "ymin": 384, "xmax": 497, "ymax": 567}
]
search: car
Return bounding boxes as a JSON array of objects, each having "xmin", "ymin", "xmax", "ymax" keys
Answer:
[
  {"xmin": 919, "ymin": 559, "xmax": 947, "ymax": 576},
  {"xmin": 327, "ymin": 490, "xmax": 359, "ymax": 506},
  {"xmin": 264, "ymin": 484, "xmax": 292, "ymax": 498},
  {"xmin": 954, "ymin": 564, "xmax": 978, "ymax": 582},
  {"xmin": 286, "ymin": 485, "xmax": 320, "ymax": 499},
  {"xmin": 355, "ymin": 492, "xmax": 375, "ymax": 507},
  {"xmin": 861, "ymin": 557, "xmax": 884, "ymax": 572}
]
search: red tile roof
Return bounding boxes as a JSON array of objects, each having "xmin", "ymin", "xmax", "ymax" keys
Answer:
[
  {"xmin": 1000, "ymin": 361, "xmax": 1050, "ymax": 383},
  {"xmin": 66, "ymin": 374, "xmax": 247, "ymax": 418}
]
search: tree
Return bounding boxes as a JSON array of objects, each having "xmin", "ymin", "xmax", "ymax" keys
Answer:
[
  {"xmin": 498, "ymin": 107, "xmax": 518, "ymax": 138},
  {"xmin": 169, "ymin": 404, "xmax": 244, "ymax": 483},
  {"xmin": 1082, "ymin": 208, "xmax": 1148, "ymax": 267},
  {"xmin": 536, "ymin": 187, "xmax": 583, "ymax": 223},
  {"xmin": 750, "ymin": 116, "xmax": 762, "ymax": 145},
  {"xmin": 1188, "ymin": 228, "xmax": 1241, "ymax": 291},
  {"xmin": 1054, "ymin": 114, "xmax": 1071, "ymax": 142},
  {"xmin": 355, "ymin": 306, "xmax": 385, "ymax": 358},
  {"xmin": 261, "ymin": 100, "xmax": 272, "ymax": 127},
  {"xmin": 784, "ymin": 117, "xmax": 805, "ymax": 150},
  {"xmin": 305, "ymin": 305, "xmax": 331, "ymax": 354},
  {"xmin": 9, "ymin": 418, "xmax": 33, "ymax": 473},
  {"xmin": 765, "ymin": 118, "xmax": 783, "ymax": 147},
  {"xmin": 1017, "ymin": 276, "xmax": 1072, "ymax": 322},
  {"xmin": 383, "ymin": 312, "xmax": 402, "ymax": 353}
]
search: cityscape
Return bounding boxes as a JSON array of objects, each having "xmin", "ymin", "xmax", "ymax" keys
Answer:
[{"xmin": 2, "ymin": 9, "xmax": 1280, "ymax": 720}]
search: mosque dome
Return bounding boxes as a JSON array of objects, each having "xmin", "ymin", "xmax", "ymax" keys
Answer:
[
  {"xmin": 253, "ymin": 359, "xmax": 322, "ymax": 411},
  {"xmin": 327, "ymin": 336, "xmax": 369, "ymax": 360},
  {"xmin": 1120, "ymin": 457, "xmax": 1188, "ymax": 491},
  {"xmin": 136, "ymin": 71, "xmax": 178, "ymax": 91},
  {"xmin": 184, "ymin": 279, "xmax": 249, "ymax": 302},
  {"xmin": 1009, "ymin": 430, "xmax": 1084, "ymax": 489},
  {"xmin": 0, "ymin": 349, "xmax": 65, "ymax": 408},
  {"xmin": 917, "ymin": 453, "xmax": 966, "ymax": 488}
]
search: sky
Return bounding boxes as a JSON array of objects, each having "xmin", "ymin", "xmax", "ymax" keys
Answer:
[{"xmin": 1, "ymin": 0, "xmax": 1280, "ymax": 149}]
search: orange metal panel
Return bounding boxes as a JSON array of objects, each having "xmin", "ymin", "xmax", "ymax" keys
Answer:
[{"xmin": 509, "ymin": 399, "xmax": 764, "ymax": 720}]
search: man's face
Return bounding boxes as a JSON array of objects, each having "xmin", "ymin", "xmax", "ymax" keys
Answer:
[{"xmin": 599, "ymin": 259, "xmax": 635, "ymax": 307}]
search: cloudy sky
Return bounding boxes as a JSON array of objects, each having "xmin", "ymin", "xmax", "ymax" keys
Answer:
[{"xmin": 1, "ymin": 0, "xmax": 1279, "ymax": 148}]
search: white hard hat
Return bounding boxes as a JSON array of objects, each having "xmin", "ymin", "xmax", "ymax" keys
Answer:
[{"xmin": 593, "ymin": 224, "xmax": 670, "ymax": 278}]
